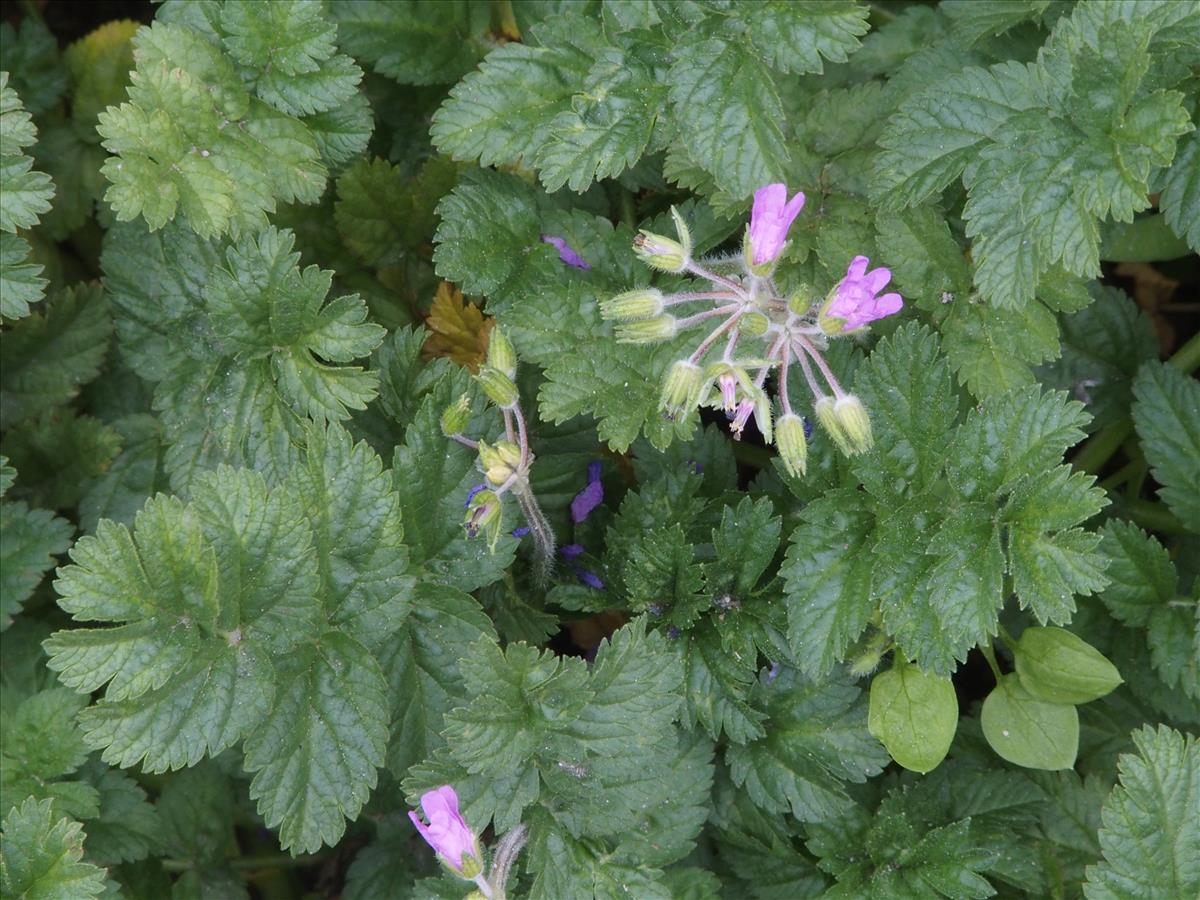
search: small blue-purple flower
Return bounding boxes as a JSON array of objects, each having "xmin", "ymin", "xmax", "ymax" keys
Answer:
[
  {"xmin": 575, "ymin": 568, "xmax": 604, "ymax": 590},
  {"xmin": 570, "ymin": 461, "xmax": 603, "ymax": 524},
  {"xmin": 463, "ymin": 483, "xmax": 488, "ymax": 509},
  {"xmin": 541, "ymin": 234, "xmax": 591, "ymax": 270},
  {"xmin": 560, "ymin": 543, "xmax": 585, "ymax": 561},
  {"xmin": 511, "ymin": 526, "xmax": 530, "ymax": 538}
]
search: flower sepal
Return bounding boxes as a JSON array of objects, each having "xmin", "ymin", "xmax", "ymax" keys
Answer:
[
  {"xmin": 776, "ymin": 412, "xmax": 808, "ymax": 478},
  {"xmin": 475, "ymin": 365, "xmax": 519, "ymax": 409},
  {"xmin": 633, "ymin": 206, "xmax": 691, "ymax": 273},
  {"xmin": 601, "ymin": 288, "xmax": 664, "ymax": 321},
  {"xmin": 659, "ymin": 360, "xmax": 705, "ymax": 420}
]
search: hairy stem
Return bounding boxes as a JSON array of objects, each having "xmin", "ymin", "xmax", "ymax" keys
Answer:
[{"xmin": 513, "ymin": 479, "xmax": 556, "ymax": 587}]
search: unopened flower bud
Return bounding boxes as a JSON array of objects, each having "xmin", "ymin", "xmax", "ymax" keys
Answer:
[
  {"xmin": 475, "ymin": 365, "xmax": 519, "ymax": 408},
  {"xmin": 739, "ymin": 311, "xmax": 770, "ymax": 336},
  {"xmin": 659, "ymin": 360, "xmax": 704, "ymax": 420},
  {"xmin": 633, "ymin": 207, "xmax": 691, "ymax": 273},
  {"xmin": 479, "ymin": 440, "xmax": 521, "ymax": 485},
  {"xmin": 833, "ymin": 395, "xmax": 872, "ymax": 454},
  {"xmin": 440, "ymin": 394, "xmax": 471, "ymax": 436},
  {"xmin": 616, "ymin": 314, "xmax": 677, "ymax": 344},
  {"xmin": 788, "ymin": 284, "xmax": 816, "ymax": 316},
  {"xmin": 775, "ymin": 413, "xmax": 808, "ymax": 479},
  {"xmin": 487, "ymin": 327, "xmax": 517, "ymax": 379},
  {"xmin": 408, "ymin": 786, "xmax": 485, "ymax": 880},
  {"xmin": 601, "ymin": 288, "xmax": 664, "ymax": 322},
  {"xmin": 815, "ymin": 396, "xmax": 852, "ymax": 456},
  {"xmin": 754, "ymin": 390, "xmax": 773, "ymax": 444}
]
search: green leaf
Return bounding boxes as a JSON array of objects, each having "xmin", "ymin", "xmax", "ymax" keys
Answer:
[
  {"xmin": 851, "ymin": 323, "xmax": 958, "ymax": 501},
  {"xmin": 982, "ymin": 673, "xmax": 1079, "ymax": 771},
  {"xmin": 868, "ymin": 660, "xmax": 958, "ymax": 773},
  {"xmin": 1132, "ymin": 360, "xmax": 1200, "ymax": 532},
  {"xmin": 0, "ymin": 233, "xmax": 46, "ymax": 320},
  {"xmin": 430, "ymin": 17, "xmax": 602, "ymax": 170},
  {"xmin": 78, "ymin": 415, "xmax": 166, "ymax": 533},
  {"xmin": 391, "ymin": 373, "xmax": 517, "ymax": 592},
  {"xmin": 535, "ymin": 44, "xmax": 667, "ymax": 192},
  {"xmin": 243, "ymin": 631, "xmax": 388, "ymax": 854},
  {"xmin": 1, "ymin": 410, "xmax": 122, "ymax": 511},
  {"xmin": 1039, "ymin": 285, "xmax": 1158, "ymax": 430},
  {"xmin": 1084, "ymin": 726, "xmax": 1199, "ymax": 900},
  {"xmin": 740, "ymin": 1, "xmax": 870, "ymax": 75},
  {"xmin": 75, "ymin": 763, "xmax": 161, "ymax": 866},
  {"xmin": 0, "ymin": 798, "xmax": 106, "ymax": 900},
  {"xmin": 726, "ymin": 668, "xmax": 886, "ymax": 822},
  {"xmin": 1098, "ymin": 521, "xmax": 1178, "ymax": 628},
  {"xmin": 0, "ymin": 501, "xmax": 72, "ymax": 629},
  {"xmin": 668, "ymin": 37, "xmax": 789, "ymax": 197},
  {"xmin": 331, "ymin": 0, "xmax": 492, "ymax": 86},
  {"xmin": 97, "ymin": 22, "xmax": 327, "ymax": 238},
  {"xmin": 0, "ymin": 21, "xmax": 67, "ymax": 116},
  {"xmin": 0, "ymin": 284, "xmax": 112, "ymax": 430},
  {"xmin": 781, "ymin": 490, "xmax": 875, "ymax": 679},
  {"xmin": 0, "ymin": 71, "xmax": 54, "ymax": 235},
  {"xmin": 1159, "ymin": 130, "xmax": 1200, "ymax": 252},
  {"xmin": 0, "ymin": 688, "xmax": 93, "ymax": 818},
  {"xmin": 1014, "ymin": 626, "xmax": 1122, "ymax": 705},
  {"xmin": 942, "ymin": 0, "xmax": 1053, "ymax": 45}
]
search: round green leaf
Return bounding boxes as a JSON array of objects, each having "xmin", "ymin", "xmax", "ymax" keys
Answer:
[
  {"xmin": 982, "ymin": 673, "xmax": 1078, "ymax": 770},
  {"xmin": 1015, "ymin": 626, "xmax": 1123, "ymax": 704},
  {"xmin": 868, "ymin": 660, "xmax": 958, "ymax": 773}
]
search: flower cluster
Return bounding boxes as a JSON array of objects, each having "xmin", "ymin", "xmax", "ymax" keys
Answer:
[
  {"xmin": 442, "ymin": 328, "xmax": 555, "ymax": 582},
  {"xmin": 605, "ymin": 184, "xmax": 903, "ymax": 478}
]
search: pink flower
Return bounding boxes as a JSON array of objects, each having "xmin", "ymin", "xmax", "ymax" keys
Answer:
[
  {"xmin": 408, "ymin": 785, "xmax": 481, "ymax": 876},
  {"xmin": 747, "ymin": 183, "xmax": 805, "ymax": 266},
  {"xmin": 824, "ymin": 256, "xmax": 903, "ymax": 331}
]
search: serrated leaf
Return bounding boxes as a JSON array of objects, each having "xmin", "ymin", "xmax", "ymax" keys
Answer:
[
  {"xmin": 727, "ymin": 668, "xmax": 886, "ymax": 822},
  {"xmin": 0, "ymin": 798, "xmax": 106, "ymax": 899},
  {"xmin": 982, "ymin": 673, "xmax": 1079, "ymax": 771},
  {"xmin": 243, "ymin": 631, "xmax": 388, "ymax": 854},
  {"xmin": 331, "ymin": 0, "xmax": 492, "ymax": 86},
  {"xmin": 78, "ymin": 415, "xmax": 166, "ymax": 533},
  {"xmin": 0, "ymin": 72, "xmax": 54, "ymax": 235},
  {"xmin": 0, "ymin": 501, "xmax": 72, "ymax": 629},
  {"xmin": 1159, "ymin": 129, "xmax": 1200, "ymax": 252},
  {"xmin": 741, "ymin": 1, "xmax": 870, "ymax": 74},
  {"xmin": 0, "ymin": 688, "xmax": 93, "ymax": 818},
  {"xmin": 64, "ymin": 19, "xmax": 138, "ymax": 129},
  {"xmin": 75, "ymin": 762, "xmax": 160, "ymax": 866},
  {"xmin": 0, "ymin": 233, "xmax": 46, "ymax": 320},
  {"xmin": 942, "ymin": 0, "xmax": 1052, "ymax": 45},
  {"xmin": 668, "ymin": 37, "xmax": 789, "ymax": 197},
  {"xmin": 0, "ymin": 283, "xmax": 112, "ymax": 430},
  {"xmin": 1084, "ymin": 726, "xmax": 1199, "ymax": 899},
  {"xmin": 0, "ymin": 21, "xmax": 67, "ymax": 116},
  {"xmin": 1132, "ymin": 360, "xmax": 1200, "ymax": 532},
  {"xmin": 422, "ymin": 282, "xmax": 494, "ymax": 373},
  {"xmin": 1098, "ymin": 521, "xmax": 1178, "ymax": 627},
  {"xmin": 782, "ymin": 491, "xmax": 875, "ymax": 678},
  {"xmin": 430, "ymin": 17, "xmax": 602, "ymax": 170},
  {"xmin": 1, "ymin": 409, "xmax": 121, "ymax": 511}
]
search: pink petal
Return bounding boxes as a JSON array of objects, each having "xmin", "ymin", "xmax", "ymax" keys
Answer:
[
  {"xmin": 752, "ymin": 183, "xmax": 787, "ymax": 221},
  {"xmin": 783, "ymin": 191, "xmax": 806, "ymax": 222},
  {"xmin": 875, "ymin": 292, "xmax": 903, "ymax": 317},
  {"xmin": 863, "ymin": 266, "xmax": 892, "ymax": 293},
  {"xmin": 846, "ymin": 256, "xmax": 869, "ymax": 279}
]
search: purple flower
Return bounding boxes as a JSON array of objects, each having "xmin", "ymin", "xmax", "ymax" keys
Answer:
[
  {"xmin": 541, "ymin": 234, "xmax": 591, "ymax": 270},
  {"xmin": 408, "ymin": 786, "xmax": 481, "ymax": 877},
  {"xmin": 511, "ymin": 526, "xmax": 531, "ymax": 538},
  {"xmin": 570, "ymin": 461, "xmax": 603, "ymax": 523},
  {"xmin": 717, "ymin": 372, "xmax": 738, "ymax": 413},
  {"xmin": 575, "ymin": 568, "xmax": 605, "ymax": 590},
  {"xmin": 730, "ymin": 399, "xmax": 754, "ymax": 438},
  {"xmin": 560, "ymin": 543, "xmax": 585, "ymax": 560},
  {"xmin": 747, "ymin": 183, "xmax": 805, "ymax": 267},
  {"xmin": 824, "ymin": 256, "xmax": 903, "ymax": 331}
]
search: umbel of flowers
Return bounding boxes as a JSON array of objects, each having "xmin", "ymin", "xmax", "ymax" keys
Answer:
[{"xmin": 605, "ymin": 184, "xmax": 903, "ymax": 478}]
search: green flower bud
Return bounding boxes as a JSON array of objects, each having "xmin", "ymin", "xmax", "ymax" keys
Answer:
[
  {"xmin": 615, "ymin": 314, "xmax": 677, "ymax": 344},
  {"xmin": 600, "ymin": 288, "xmax": 664, "ymax": 321},
  {"xmin": 739, "ymin": 311, "xmax": 770, "ymax": 336},
  {"xmin": 659, "ymin": 360, "xmax": 704, "ymax": 420},
  {"xmin": 753, "ymin": 389, "xmax": 773, "ymax": 444},
  {"xmin": 464, "ymin": 489, "xmax": 503, "ymax": 549},
  {"xmin": 478, "ymin": 440, "xmax": 522, "ymax": 486},
  {"xmin": 633, "ymin": 206, "xmax": 691, "ymax": 273},
  {"xmin": 815, "ymin": 396, "xmax": 852, "ymax": 456},
  {"xmin": 440, "ymin": 394, "xmax": 471, "ymax": 436},
  {"xmin": 476, "ymin": 365, "xmax": 519, "ymax": 408},
  {"xmin": 487, "ymin": 327, "xmax": 517, "ymax": 379},
  {"xmin": 788, "ymin": 284, "xmax": 816, "ymax": 316},
  {"xmin": 775, "ymin": 413, "xmax": 808, "ymax": 479},
  {"xmin": 833, "ymin": 395, "xmax": 872, "ymax": 454}
]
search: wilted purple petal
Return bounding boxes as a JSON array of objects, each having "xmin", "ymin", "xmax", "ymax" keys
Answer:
[
  {"xmin": 667, "ymin": 626, "xmax": 681, "ymax": 640},
  {"xmin": 511, "ymin": 526, "xmax": 530, "ymax": 538},
  {"xmin": 560, "ymin": 543, "xmax": 585, "ymax": 560},
  {"xmin": 541, "ymin": 234, "xmax": 591, "ymax": 270},
  {"xmin": 803, "ymin": 417, "xmax": 813, "ymax": 439},
  {"xmin": 765, "ymin": 661, "xmax": 781, "ymax": 683},
  {"xmin": 576, "ymin": 568, "xmax": 605, "ymax": 590},
  {"xmin": 570, "ymin": 463, "xmax": 604, "ymax": 523},
  {"xmin": 463, "ymin": 483, "xmax": 488, "ymax": 509}
]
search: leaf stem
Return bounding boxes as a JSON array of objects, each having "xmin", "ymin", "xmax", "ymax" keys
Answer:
[
  {"xmin": 1123, "ymin": 499, "xmax": 1186, "ymax": 535},
  {"xmin": 978, "ymin": 640, "xmax": 1003, "ymax": 684}
]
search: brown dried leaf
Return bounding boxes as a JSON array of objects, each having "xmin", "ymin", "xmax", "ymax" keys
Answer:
[{"xmin": 422, "ymin": 282, "xmax": 494, "ymax": 372}]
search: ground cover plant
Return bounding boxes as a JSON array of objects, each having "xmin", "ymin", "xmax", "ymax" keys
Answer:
[{"xmin": 1, "ymin": 0, "xmax": 1198, "ymax": 897}]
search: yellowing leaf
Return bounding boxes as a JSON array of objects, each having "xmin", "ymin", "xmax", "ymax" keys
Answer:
[
  {"xmin": 422, "ymin": 282, "xmax": 493, "ymax": 372},
  {"xmin": 64, "ymin": 20, "xmax": 139, "ymax": 127}
]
